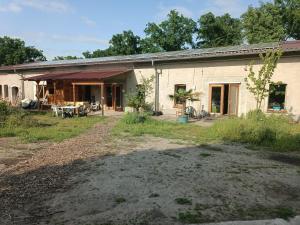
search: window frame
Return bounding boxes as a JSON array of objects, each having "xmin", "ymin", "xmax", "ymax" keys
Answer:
[
  {"xmin": 267, "ymin": 83, "xmax": 287, "ymax": 113},
  {"xmin": 173, "ymin": 84, "xmax": 186, "ymax": 108},
  {"xmin": 4, "ymin": 85, "xmax": 9, "ymax": 98}
]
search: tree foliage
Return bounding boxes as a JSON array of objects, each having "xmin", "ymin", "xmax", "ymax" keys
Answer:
[
  {"xmin": 197, "ymin": 12, "xmax": 242, "ymax": 48},
  {"xmin": 126, "ymin": 75, "xmax": 154, "ymax": 112},
  {"xmin": 143, "ymin": 10, "xmax": 196, "ymax": 52},
  {"xmin": 245, "ymin": 49, "xmax": 282, "ymax": 110},
  {"xmin": 0, "ymin": 36, "xmax": 46, "ymax": 66},
  {"xmin": 169, "ymin": 89, "xmax": 200, "ymax": 115},
  {"xmin": 241, "ymin": 2, "xmax": 286, "ymax": 43},
  {"xmin": 83, "ymin": 30, "xmax": 141, "ymax": 58},
  {"xmin": 275, "ymin": 0, "xmax": 300, "ymax": 40},
  {"xmin": 53, "ymin": 56, "xmax": 82, "ymax": 60}
]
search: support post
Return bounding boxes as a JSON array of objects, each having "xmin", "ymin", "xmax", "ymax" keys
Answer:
[
  {"xmin": 73, "ymin": 84, "xmax": 76, "ymax": 106},
  {"xmin": 100, "ymin": 84, "xmax": 104, "ymax": 116},
  {"xmin": 53, "ymin": 81, "xmax": 56, "ymax": 104},
  {"xmin": 36, "ymin": 80, "xmax": 40, "ymax": 110}
]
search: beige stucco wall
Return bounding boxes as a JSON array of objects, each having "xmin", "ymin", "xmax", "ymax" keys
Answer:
[
  {"xmin": 1, "ymin": 55, "xmax": 299, "ymax": 119},
  {"xmin": 131, "ymin": 55, "xmax": 300, "ymax": 119},
  {"xmin": 0, "ymin": 73, "xmax": 43, "ymax": 104}
]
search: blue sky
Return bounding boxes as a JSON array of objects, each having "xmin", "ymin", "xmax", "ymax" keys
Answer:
[{"xmin": 0, "ymin": 0, "xmax": 263, "ymax": 59}]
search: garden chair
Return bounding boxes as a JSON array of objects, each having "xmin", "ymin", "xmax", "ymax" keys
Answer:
[
  {"xmin": 78, "ymin": 105, "xmax": 88, "ymax": 117},
  {"xmin": 51, "ymin": 105, "xmax": 63, "ymax": 117}
]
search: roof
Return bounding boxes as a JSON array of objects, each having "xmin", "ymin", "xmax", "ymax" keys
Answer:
[
  {"xmin": 1, "ymin": 41, "xmax": 300, "ymax": 71},
  {"xmin": 24, "ymin": 69, "xmax": 130, "ymax": 81}
]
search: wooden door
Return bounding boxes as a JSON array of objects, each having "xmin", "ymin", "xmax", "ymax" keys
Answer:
[
  {"xmin": 228, "ymin": 84, "xmax": 239, "ymax": 115},
  {"xmin": 114, "ymin": 84, "xmax": 123, "ymax": 111},
  {"xmin": 209, "ymin": 84, "xmax": 224, "ymax": 114}
]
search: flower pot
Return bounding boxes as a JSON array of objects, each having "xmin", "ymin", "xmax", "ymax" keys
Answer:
[{"xmin": 178, "ymin": 115, "xmax": 188, "ymax": 123}]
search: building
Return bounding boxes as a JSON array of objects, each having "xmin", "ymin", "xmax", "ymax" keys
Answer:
[{"xmin": 0, "ymin": 41, "xmax": 299, "ymax": 120}]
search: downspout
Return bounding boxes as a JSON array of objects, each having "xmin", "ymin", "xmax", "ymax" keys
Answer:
[
  {"xmin": 15, "ymin": 69, "xmax": 25, "ymax": 99},
  {"xmin": 152, "ymin": 60, "xmax": 159, "ymax": 112}
]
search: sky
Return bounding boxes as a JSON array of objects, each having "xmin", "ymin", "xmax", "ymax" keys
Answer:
[{"xmin": 0, "ymin": 0, "xmax": 264, "ymax": 60}]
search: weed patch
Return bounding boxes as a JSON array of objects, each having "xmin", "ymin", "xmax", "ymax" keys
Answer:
[{"xmin": 175, "ymin": 198, "xmax": 192, "ymax": 205}]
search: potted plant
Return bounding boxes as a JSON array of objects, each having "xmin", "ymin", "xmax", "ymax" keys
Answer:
[{"xmin": 169, "ymin": 89, "xmax": 200, "ymax": 123}]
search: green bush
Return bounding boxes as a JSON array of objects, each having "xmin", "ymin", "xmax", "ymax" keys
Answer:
[
  {"xmin": 210, "ymin": 110, "xmax": 300, "ymax": 151},
  {"xmin": 121, "ymin": 112, "xmax": 149, "ymax": 124}
]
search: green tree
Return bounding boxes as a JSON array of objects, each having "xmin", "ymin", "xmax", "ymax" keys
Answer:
[
  {"xmin": 109, "ymin": 30, "xmax": 141, "ymax": 55},
  {"xmin": 168, "ymin": 89, "xmax": 200, "ymax": 115},
  {"xmin": 0, "ymin": 36, "xmax": 46, "ymax": 66},
  {"xmin": 83, "ymin": 30, "xmax": 141, "ymax": 58},
  {"xmin": 126, "ymin": 75, "xmax": 154, "ymax": 112},
  {"xmin": 143, "ymin": 10, "xmax": 196, "ymax": 52},
  {"xmin": 245, "ymin": 49, "xmax": 282, "ymax": 110},
  {"xmin": 275, "ymin": 0, "xmax": 300, "ymax": 39},
  {"xmin": 197, "ymin": 12, "xmax": 242, "ymax": 48},
  {"xmin": 53, "ymin": 56, "xmax": 82, "ymax": 60},
  {"xmin": 241, "ymin": 3, "xmax": 286, "ymax": 44}
]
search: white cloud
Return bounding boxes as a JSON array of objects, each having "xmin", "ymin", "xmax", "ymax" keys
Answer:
[
  {"xmin": 156, "ymin": 3, "xmax": 194, "ymax": 21},
  {"xmin": 81, "ymin": 16, "xmax": 96, "ymax": 27},
  {"xmin": 0, "ymin": 0, "xmax": 74, "ymax": 13},
  {"xmin": 0, "ymin": 2, "xmax": 22, "ymax": 12}
]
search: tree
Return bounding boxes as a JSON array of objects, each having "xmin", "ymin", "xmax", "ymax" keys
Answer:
[
  {"xmin": 143, "ymin": 10, "xmax": 196, "ymax": 52},
  {"xmin": 197, "ymin": 12, "xmax": 242, "ymax": 48},
  {"xmin": 109, "ymin": 30, "xmax": 141, "ymax": 55},
  {"xmin": 53, "ymin": 56, "xmax": 82, "ymax": 60},
  {"xmin": 0, "ymin": 36, "xmax": 46, "ymax": 66},
  {"xmin": 275, "ymin": 0, "xmax": 300, "ymax": 40},
  {"xmin": 245, "ymin": 49, "xmax": 282, "ymax": 110},
  {"xmin": 126, "ymin": 75, "xmax": 154, "ymax": 112},
  {"xmin": 168, "ymin": 89, "xmax": 200, "ymax": 115},
  {"xmin": 241, "ymin": 3, "xmax": 286, "ymax": 44},
  {"xmin": 82, "ymin": 30, "xmax": 141, "ymax": 58}
]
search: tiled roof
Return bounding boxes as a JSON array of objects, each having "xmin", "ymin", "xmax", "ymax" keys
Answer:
[{"xmin": 1, "ymin": 41, "xmax": 300, "ymax": 71}]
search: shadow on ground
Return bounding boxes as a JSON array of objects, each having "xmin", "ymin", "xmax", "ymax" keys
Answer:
[{"xmin": 1, "ymin": 140, "xmax": 299, "ymax": 225}]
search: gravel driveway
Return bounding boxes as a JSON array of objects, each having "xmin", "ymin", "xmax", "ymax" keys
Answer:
[{"xmin": 0, "ymin": 118, "xmax": 299, "ymax": 225}]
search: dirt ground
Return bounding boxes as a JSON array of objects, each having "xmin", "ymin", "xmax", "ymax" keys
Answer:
[{"xmin": 0, "ymin": 117, "xmax": 300, "ymax": 225}]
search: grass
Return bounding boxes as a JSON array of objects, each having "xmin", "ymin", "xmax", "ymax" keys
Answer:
[
  {"xmin": 199, "ymin": 153, "xmax": 212, "ymax": 157},
  {"xmin": 0, "ymin": 111, "xmax": 105, "ymax": 142},
  {"xmin": 113, "ymin": 111, "xmax": 300, "ymax": 152},
  {"xmin": 115, "ymin": 197, "xmax": 126, "ymax": 204}
]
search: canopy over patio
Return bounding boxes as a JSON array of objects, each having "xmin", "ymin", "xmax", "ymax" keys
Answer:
[
  {"xmin": 24, "ymin": 69, "xmax": 132, "ymax": 81},
  {"xmin": 24, "ymin": 69, "xmax": 131, "ymax": 112}
]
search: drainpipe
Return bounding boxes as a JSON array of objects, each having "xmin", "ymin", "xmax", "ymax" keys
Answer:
[
  {"xmin": 15, "ymin": 69, "xmax": 25, "ymax": 100},
  {"xmin": 152, "ymin": 60, "xmax": 159, "ymax": 112}
]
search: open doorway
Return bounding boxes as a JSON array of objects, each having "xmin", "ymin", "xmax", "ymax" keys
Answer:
[
  {"xmin": 12, "ymin": 86, "xmax": 19, "ymax": 104},
  {"xmin": 209, "ymin": 84, "xmax": 239, "ymax": 115}
]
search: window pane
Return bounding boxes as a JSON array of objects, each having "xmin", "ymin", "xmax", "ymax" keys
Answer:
[
  {"xmin": 211, "ymin": 87, "xmax": 222, "ymax": 113},
  {"xmin": 268, "ymin": 84, "xmax": 286, "ymax": 110}
]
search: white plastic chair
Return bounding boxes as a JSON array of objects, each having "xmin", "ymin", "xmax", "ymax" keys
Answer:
[{"xmin": 51, "ymin": 105, "xmax": 63, "ymax": 117}]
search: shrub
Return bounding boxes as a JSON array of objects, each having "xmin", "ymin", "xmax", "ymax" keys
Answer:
[
  {"xmin": 121, "ymin": 112, "xmax": 149, "ymax": 124},
  {"xmin": 210, "ymin": 110, "xmax": 300, "ymax": 151},
  {"xmin": 0, "ymin": 101, "xmax": 10, "ymax": 126}
]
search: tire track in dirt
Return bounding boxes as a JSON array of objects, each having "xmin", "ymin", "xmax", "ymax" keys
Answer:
[{"xmin": 0, "ymin": 117, "xmax": 117, "ymax": 225}]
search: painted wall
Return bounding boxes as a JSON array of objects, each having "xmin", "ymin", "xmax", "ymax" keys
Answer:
[
  {"xmin": 131, "ymin": 55, "xmax": 300, "ymax": 119},
  {"xmin": 0, "ymin": 55, "xmax": 299, "ymax": 120}
]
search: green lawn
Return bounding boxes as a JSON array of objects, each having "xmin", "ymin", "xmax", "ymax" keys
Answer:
[
  {"xmin": 0, "ymin": 112, "xmax": 105, "ymax": 142},
  {"xmin": 113, "ymin": 112, "xmax": 300, "ymax": 152}
]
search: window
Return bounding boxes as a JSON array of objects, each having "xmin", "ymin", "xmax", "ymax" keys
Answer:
[
  {"xmin": 0, "ymin": 85, "xmax": 2, "ymax": 98},
  {"xmin": 268, "ymin": 83, "xmax": 287, "ymax": 111},
  {"xmin": 174, "ymin": 84, "xmax": 186, "ymax": 106},
  {"xmin": 4, "ymin": 85, "xmax": 8, "ymax": 98}
]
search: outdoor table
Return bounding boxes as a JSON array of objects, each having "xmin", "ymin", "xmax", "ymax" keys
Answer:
[{"xmin": 60, "ymin": 105, "xmax": 79, "ymax": 118}]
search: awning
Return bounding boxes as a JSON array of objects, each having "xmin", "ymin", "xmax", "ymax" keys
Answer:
[{"xmin": 24, "ymin": 69, "xmax": 131, "ymax": 81}]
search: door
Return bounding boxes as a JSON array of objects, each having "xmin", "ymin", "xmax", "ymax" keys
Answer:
[
  {"xmin": 114, "ymin": 85, "xmax": 123, "ymax": 111},
  {"xmin": 228, "ymin": 84, "xmax": 239, "ymax": 115},
  {"xmin": 209, "ymin": 85, "xmax": 224, "ymax": 114},
  {"xmin": 105, "ymin": 85, "xmax": 113, "ymax": 109}
]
